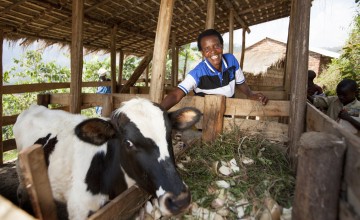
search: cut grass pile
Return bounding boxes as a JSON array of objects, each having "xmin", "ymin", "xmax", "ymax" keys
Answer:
[{"xmin": 177, "ymin": 127, "xmax": 295, "ymax": 217}]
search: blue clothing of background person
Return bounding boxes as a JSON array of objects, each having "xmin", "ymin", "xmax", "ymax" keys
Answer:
[{"xmin": 96, "ymin": 68, "xmax": 111, "ymax": 115}]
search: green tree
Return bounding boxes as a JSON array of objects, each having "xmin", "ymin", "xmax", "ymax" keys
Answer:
[{"xmin": 317, "ymin": 10, "xmax": 360, "ymax": 95}]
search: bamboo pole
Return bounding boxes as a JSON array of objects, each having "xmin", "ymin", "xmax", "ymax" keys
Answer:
[
  {"xmin": 240, "ymin": 28, "xmax": 246, "ymax": 69},
  {"xmin": 110, "ymin": 25, "xmax": 117, "ymax": 93},
  {"xmin": 229, "ymin": 9, "xmax": 234, "ymax": 54},
  {"xmin": 118, "ymin": 50, "xmax": 124, "ymax": 90},
  {"xmin": 0, "ymin": 30, "xmax": 3, "ymax": 165},
  {"xmin": 149, "ymin": 0, "xmax": 175, "ymax": 103},
  {"xmin": 205, "ymin": 0, "xmax": 215, "ymax": 29},
  {"xmin": 286, "ymin": 0, "xmax": 312, "ymax": 164},
  {"xmin": 70, "ymin": 0, "xmax": 84, "ymax": 113}
]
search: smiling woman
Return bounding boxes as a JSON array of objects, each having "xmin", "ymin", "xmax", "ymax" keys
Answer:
[{"xmin": 160, "ymin": 29, "xmax": 268, "ymax": 111}]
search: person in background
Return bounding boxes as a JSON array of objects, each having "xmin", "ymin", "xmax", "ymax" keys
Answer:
[
  {"xmin": 96, "ymin": 68, "xmax": 111, "ymax": 115},
  {"xmin": 308, "ymin": 79, "xmax": 360, "ymax": 135},
  {"xmin": 160, "ymin": 29, "xmax": 268, "ymax": 110},
  {"xmin": 307, "ymin": 70, "xmax": 325, "ymax": 97}
]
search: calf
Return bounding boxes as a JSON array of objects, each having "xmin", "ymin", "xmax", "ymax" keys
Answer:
[{"xmin": 14, "ymin": 98, "xmax": 201, "ymax": 220}]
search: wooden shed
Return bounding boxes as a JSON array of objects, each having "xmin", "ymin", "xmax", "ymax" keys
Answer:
[{"xmin": 0, "ymin": 0, "xmax": 359, "ymax": 219}]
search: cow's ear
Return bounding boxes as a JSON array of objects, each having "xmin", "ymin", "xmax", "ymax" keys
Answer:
[
  {"xmin": 75, "ymin": 118, "xmax": 116, "ymax": 146},
  {"xmin": 168, "ymin": 107, "xmax": 201, "ymax": 130}
]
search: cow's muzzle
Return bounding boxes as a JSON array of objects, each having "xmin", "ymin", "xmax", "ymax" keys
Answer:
[{"xmin": 158, "ymin": 189, "xmax": 191, "ymax": 216}]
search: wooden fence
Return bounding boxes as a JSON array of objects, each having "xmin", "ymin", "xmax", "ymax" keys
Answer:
[
  {"xmin": 9, "ymin": 93, "xmax": 290, "ymax": 219},
  {"xmin": 3, "ymin": 92, "xmax": 360, "ymax": 219},
  {"xmin": 301, "ymin": 103, "xmax": 360, "ymax": 220}
]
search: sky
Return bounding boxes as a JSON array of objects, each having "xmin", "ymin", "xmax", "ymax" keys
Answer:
[
  {"xmin": 223, "ymin": 0, "xmax": 358, "ymax": 50},
  {"xmin": 3, "ymin": 0, "xmax": 358, "ymax": 72}
]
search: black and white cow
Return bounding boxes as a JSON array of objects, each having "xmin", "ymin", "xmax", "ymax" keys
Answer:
[{"xmin": 14, "ymin": 98, "xmax": 201, "ymax": 220}]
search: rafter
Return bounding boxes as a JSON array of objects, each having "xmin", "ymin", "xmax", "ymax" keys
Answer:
[
  {"xmin": 222, "ymin": 0, "xmax": 251, "ymax": 33},
  {"xmin": 0, "ymin": 0, "xmax": 27, "ymax": 18}
]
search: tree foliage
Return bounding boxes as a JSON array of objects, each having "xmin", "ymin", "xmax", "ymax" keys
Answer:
[{"xmin": 317, "ymin": 9, "xmax": 360, "ymax": 96}]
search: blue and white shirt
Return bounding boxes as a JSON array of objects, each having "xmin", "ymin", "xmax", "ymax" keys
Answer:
[{"xmin": 178, "ymin": 53, "xmax": 245, "ymax": 97}]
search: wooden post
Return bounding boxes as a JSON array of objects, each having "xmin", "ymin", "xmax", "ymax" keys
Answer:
[
  {"xmin": 202, "ymin": 95, "xmax": 225, "ymax": 142},
  {"xmin": 121, "ymin": 52, "xmax": 152, "ymax": 93},
  {"xmin": 293, "ymin": 132, "xmax": 345, "ymax": 220},
  {"xmin": 286, "ymin": 0, "xmax": 312, "ymax": 163},
  {"xmin": 175, "ymin": 46, "xmax": 179, "ymax": 85},
  {"xmin": 149, "ymin": 0, "xmax": 175, "ymax": 103},
  {"xmin": 18, "ymin": 144, "xmax": 58, "ymax": 220},
  {"xmin": 118, "ymin": 50, "xmax": 124, "ymax": 91},
  {"xmin": 240, "ymin": 29, "xmax": 246, "ymax": 69},
  {"xmin": 229, "ymin": 9, "xmax": 234, "ymax": 54},
  {"xmin": 110, "ymin": 25, "xmax": 117, "ymax": 93},
  {"xmin": 205, "ymin": 0, "xmax": 215, "ymax": 29},
  {"xmin": 70, "ymin": 0, "xmax": 84, "ymax": 113},
  {"xmin": 37, "ymin": 94, "xmax": 51, "ymax": 107},
  {"xmin": 171, "ymin": 32, "xmax": 176, "ymax": 87},
  {"xmin": 0, "ymin": 30, "xmax": 3, "ymax": 165},
  {"xmin": 145, "ymin": 65, "xmax": 149, "ymax": 87},
  {"xmin": 101, "ymin": 95, "xmax": 113, "ymax": 117}
]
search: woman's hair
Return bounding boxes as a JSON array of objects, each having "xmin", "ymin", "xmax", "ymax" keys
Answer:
[{"xmin": 197, "ymin": 29, "xmax": 224, "ymax": 51}]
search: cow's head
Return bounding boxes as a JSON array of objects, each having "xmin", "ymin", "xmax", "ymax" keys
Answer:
[{"xmin": 75, "ymin": 98, "xmax": 200, "ymax": 216}]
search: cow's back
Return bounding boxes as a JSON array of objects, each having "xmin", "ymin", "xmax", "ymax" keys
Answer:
[{"xmin": 14, "ymin": 105, "xmax": 86, "ymax": 152}]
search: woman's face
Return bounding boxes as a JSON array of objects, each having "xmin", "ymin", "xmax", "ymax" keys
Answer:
[{"xmin": 200, "ymin": 35, "xmax": 223, "ymax": 70}]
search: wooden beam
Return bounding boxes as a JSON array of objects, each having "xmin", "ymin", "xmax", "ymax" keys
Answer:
[
  {"xmin": 120, "ymin": 52, "xmax": 153, "ymax": 93},
  {"xmin": 225, "ymin": 99, "xmax": 289, "ymax": 117},
  {"xmin": 110, "ymin": 25, "xmax": 117, "ymax": 93},
  {"xmin": 222, "ymin": 0, "xmax": 250, "ymax": 33},
  {"xmin": 286, "ymin": 0, "xmax": 312, "ymax": 163},
  {"xmin": 70, "ymin": 0, "xmax": 84, "ymax": 113},
  {"xmin": 223, "ymin": 118, "xmax": 288, "ymax": 143},
  {"xmin": 0, "ymin": 195, "xmax": 36, "ymax": 220},
  {"xmin": 175, "ymin": 46, "xmax": 179, "ymax": 85},
  {"xmin": 149, "ymin": 0, "xmax": 175, "ymax": 103},
  {"xmin": 0, "ymin": 30, "xmax": 3, "ymax": 165},
  {"xmin": 145, "ymin": 65, "xmax": 149, "ymax": 87},
  {"xmin": 240, "ymin": 28, "xmax": 246, "ymax": 69},
  {"xmin": 205, "ymin": 0, "xmax": 215, "ymax": 29},
  {"xmin": 118, "ymin": 50, "xmax": 124, "ymax": 89},
  {"xmin": 18, "ymin": 144, "xmax": 58, "ymax": 220},
  {"xmin": 228, "ymin": 9, "xmax": 234, "ymax": 54},
  {"xmin": 88, "ymin": 186, "xmax": 150, "ymax": 220},
  {"xmin": 171, "ymin": 32, "xmax": 177, "ymax": 87}
]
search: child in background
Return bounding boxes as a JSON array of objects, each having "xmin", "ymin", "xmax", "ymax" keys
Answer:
[
  {"xmin": 308, "ymin": 79, "xmax": 360, "ymax": 135},
  {"xmin": 307, "ymin": 70, "xmax": 325, "ymax": 97}
]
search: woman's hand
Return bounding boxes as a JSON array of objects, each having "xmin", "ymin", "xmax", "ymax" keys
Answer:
[{"xmin": 250, "ymin": 93, "xmax": 268, "ymax": 105}]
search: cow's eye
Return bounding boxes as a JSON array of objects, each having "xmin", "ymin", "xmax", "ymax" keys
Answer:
[{"xmin": 126, "ymin": 140, "xmax": 134, "ymax": 149}]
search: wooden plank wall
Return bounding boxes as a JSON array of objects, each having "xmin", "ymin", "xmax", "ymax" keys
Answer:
[{"xmin": 306, "ymin": 103, "xmax": 360, "ymax": 219}]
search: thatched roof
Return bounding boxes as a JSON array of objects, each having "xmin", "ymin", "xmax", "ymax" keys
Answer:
[
  {"xmin": 1, "ymin": 0, "xmax": 292, "ymax": 56},
  {"xmin": 239, "ymin": 38, "xmax": 286, "ymax": 75},
  {"xmin": 238, "ymin": 37, "xmax": 340, "ymax": 75}
]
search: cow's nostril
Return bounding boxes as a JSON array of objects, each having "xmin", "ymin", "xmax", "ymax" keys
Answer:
[{"xmin": 164, "ymin": 191, "xmax": 191, "ymax": 214}]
